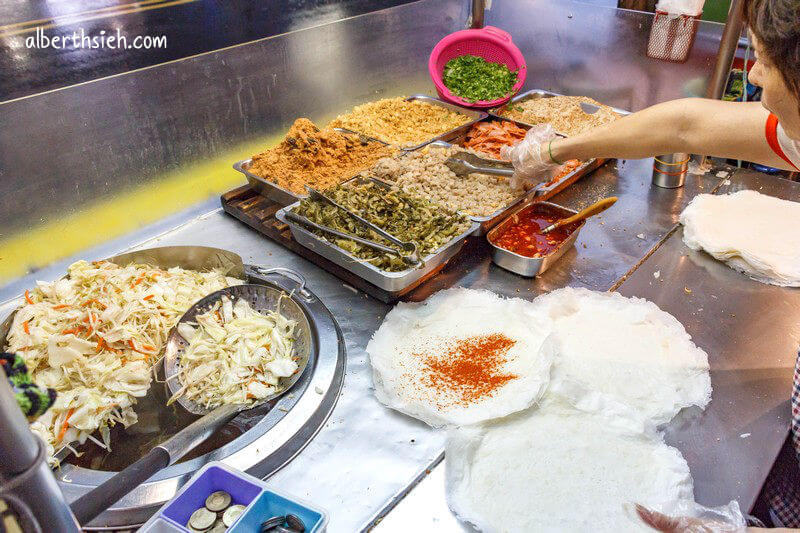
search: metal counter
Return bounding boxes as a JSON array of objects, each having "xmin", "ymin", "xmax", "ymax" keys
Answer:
[
  {"xmin": 375, "ymin": 168, "xmax": 800, "ymax": 531},
  {"xmin": 0, "ymin": 0, "xmax": 785, "ymax": 530},
  {"xmin": 8, "ymin": 158, "xmax": 785, "ymax": 532},
  {"xmin": 0, "ymin": 0, "xmax": 730, "ymax": 296}
]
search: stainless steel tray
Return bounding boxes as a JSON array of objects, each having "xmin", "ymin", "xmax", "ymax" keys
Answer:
[
  {"xmin": 402, "ymin": 94, "xmax": 488, "ymax": 150},
  {"xmin": 275, "ymin": 196, "xmax": 479, "ymax": 293},
  {"xmin": 486, "ymin": 200, "xmax": 586, "ymax": 277},
  {"xmin": 338, "ymin": 94, "xmax": 487, "ymax": 151},
  {"xmin": 233, "ymin": 129, "xmax": 392, "ymax": 206},
  {"xmin": 233, "ymin": 158, "xmax": 302, "ymax": 207},
  {"xmin": 421, "ymin": 140, "xmax": 599, "ymax": 236},
  {"xmin": 488, "ymin": 89, "xmax": 630, "ymax": 135}
]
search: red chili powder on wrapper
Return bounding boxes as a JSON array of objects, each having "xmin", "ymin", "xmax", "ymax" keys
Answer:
[{"xmin": 420, "ymin": 333, "xmax": 518, "ymax": 406}]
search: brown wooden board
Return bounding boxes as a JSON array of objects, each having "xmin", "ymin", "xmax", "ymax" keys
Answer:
[{"xmin": 220, "ymin": 160, "xmax": 607, "ymax": 303}]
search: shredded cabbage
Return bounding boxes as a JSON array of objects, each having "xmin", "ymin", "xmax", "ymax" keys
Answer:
[
  {"xmin": 168, "ymin": 296, "xmax": 298, "ymax": 410},
  {"xmin": 4, "ymin": 260, "xmax": 240, "ymax": 463}
]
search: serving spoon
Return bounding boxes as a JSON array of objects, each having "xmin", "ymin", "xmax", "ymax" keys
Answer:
[{"xmin": 70, "ymin": 284, "xmax": 312, "ymax": 526}]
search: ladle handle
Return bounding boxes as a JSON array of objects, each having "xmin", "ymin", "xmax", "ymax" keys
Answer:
[
  {"xmin": 69, "ymin": 403, "xmax": 240, "ymax": 526},
  {"xmin": 70, "ymin": 448, "xmax": 170, "ymax": 525},
  {"xmin": 542, "ymin": 197, "xmax": 618, "ymax": 234}
]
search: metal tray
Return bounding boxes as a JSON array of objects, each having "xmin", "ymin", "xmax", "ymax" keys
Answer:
[
  {"xmin": 421, "ymin": 140, "xmax": 601, "ymax": 236},
  {"xmin": 488, "ymin": 89, "xmax": 630, "ymax": 135},
  {"xmin": 232, "ymin": 129, "xmax": 392, "ymax": 207},
  {"xmin": 233, "ymin": 158, "xmax": 300, "ymax": 206},
  {"xmin": 337, "ymin": 94, "xmax": 487, "ymax": 151},
  {"xmin": 275, "ymin": 193, "xmax": 479, "ymax": 293},
  {"xmin": 486, "ymin": 200, "xmax": 586, "ymax": 277}
]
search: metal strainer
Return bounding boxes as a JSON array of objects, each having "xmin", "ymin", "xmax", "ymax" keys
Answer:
[{"xmin": 163, "ymin": 283, "xmax": 313, "ymax": 415}]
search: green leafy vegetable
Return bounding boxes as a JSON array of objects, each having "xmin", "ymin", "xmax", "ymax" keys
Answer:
[
  {"xmin": 442, "ymin": 55, "xmax": 519, "ymax": 103},
  {"xmin": 294, "ymin": 180, "xmax": 470, "ymax": 272}
]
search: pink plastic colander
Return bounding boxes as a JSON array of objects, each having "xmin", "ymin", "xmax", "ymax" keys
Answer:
[{"xmin": 429, "ymin": 26, "xmax": 527, "ymax": 109}]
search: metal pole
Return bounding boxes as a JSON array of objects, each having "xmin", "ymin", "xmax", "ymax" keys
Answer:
[
  {"xmin": 470, "ymin": 0, "xmax": 485, "ymax": 29},
  {"xmin": 705, "ymin": 0, "xmax": 745, "ymax": 99},
  {"xmin": 0, "ymin": 369, "xmax": 80, "ymax": 532}
]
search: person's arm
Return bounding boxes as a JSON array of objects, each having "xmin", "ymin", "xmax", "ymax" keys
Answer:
[{"xmin": 546, "ymin": 98, "xmax": 794, "ymax": 171}]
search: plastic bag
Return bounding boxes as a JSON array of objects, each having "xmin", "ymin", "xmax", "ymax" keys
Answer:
[
  {"xmin": 629, "ymin": 499, "xmax": 747, "ymax": 532},
  {"xmin": 500, "ymin": 123, "xmax": 560, "ymax": 190}
]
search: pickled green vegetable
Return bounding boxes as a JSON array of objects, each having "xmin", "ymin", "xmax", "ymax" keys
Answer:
[{"xmin": 294, "ymin": 181, "xmax": 471, "ymax": 272}]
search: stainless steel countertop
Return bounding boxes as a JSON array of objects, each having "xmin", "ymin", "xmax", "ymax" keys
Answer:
[
  {"xmin": 3, "ymin": 160, "xmax": 795, "ymax": 531},
  {"xmin": 1, "ymin": 0, "xmax": 729, "ymax": 298},
  {"xmin": 618, "ymin": 171, "xmax": 800, "ymax": 509},
  {"xmin": 376, "ymin": 168, "xmax": 800, "ymax": 531}
]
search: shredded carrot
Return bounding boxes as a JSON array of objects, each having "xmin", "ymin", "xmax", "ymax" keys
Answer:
[
  {"xmin": 52, "ymin": 304, "xmax": 71, "ymax": 310},
  {"xmin": 24, "ymin": 290, "xmax": 34, "ymax": 305},
  {"xmin": 130, "ymin": 274, "xmax": 146, "ymax": 288},
  {"xmin": 22, "ymin": 321, "xmax": 30, "ymax": 335},
  {"xmin": 83, "ymin": 298, "xmax": 107, "ymax": 309},
  {"xmin": 96, "ymin": 337, "xmax": 121, "ymax": 354},
  {"xmin": 543, "ymin": 159, "xmax": 583, "ymax": 187},
  {"xmin": 463, "ymin": 120, "xmax": 528, "ymax": 159},
  {"xmin": 127, "ymin": 339, "xmax": 154, "ymax": 355},
  {"xmin": 58, "ymin": 408, "xmax": 76, "ymax": 442},
  {"xmin": 143, "ymin": 294, "xmax": 155, "ymax": 301},
  {"xmin": 62, "ymin": 326, "xmax": 84, "ymax": 335}
]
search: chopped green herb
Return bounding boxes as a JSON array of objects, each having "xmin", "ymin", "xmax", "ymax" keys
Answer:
[{"xmin": 442, "ymin": 55, "xmax": 519, "ymax": 103}]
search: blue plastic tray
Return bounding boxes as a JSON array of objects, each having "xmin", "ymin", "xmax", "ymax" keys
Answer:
[{"xmin": 139, "ymin": 462, "xmax": 328, "ymax": 532}]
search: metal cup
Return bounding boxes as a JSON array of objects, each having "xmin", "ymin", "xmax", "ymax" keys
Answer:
[{"xmin": 652, "ymin": 153, "xmax": 690, "ymax": 188}]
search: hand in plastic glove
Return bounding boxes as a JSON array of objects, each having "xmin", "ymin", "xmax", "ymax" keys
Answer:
[
  {"xmin": 635, "ymin": 504, "xmax": 749, "ymax": 533},
  {"xmin": 500, "ymin": 123, "xmax": 561, "ymax": 191}
]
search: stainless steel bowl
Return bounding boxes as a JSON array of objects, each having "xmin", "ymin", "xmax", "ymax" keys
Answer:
[{"xmin": 486, "ymin": 200, "xmax": 586, "ymax": 277}]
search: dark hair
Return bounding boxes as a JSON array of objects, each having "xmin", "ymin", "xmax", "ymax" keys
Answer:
[{"xmin": 744, "ymin": 0, "xmax": 800, "ymax": 101}]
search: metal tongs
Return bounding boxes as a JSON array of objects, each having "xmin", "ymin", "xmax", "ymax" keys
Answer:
[
  {"xmin": 303, "ymin": 186, "xmax": 421, "ymax": 265},
  {"xmin": 445, "ymin": 152, "xmax": 514, "ymax": 178}
]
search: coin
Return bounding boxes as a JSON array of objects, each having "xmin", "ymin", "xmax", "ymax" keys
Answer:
[
  {"xmin": 205, "ymin": 490, "xmax": 232, "ymax": 512},
  {"xmin": 286, "ymin": 513, "xmax": 306, "ymax": 532},
  {"xmin": 188, "ymin": 507, "xmax": 217, "ymax": 531},
  {"xmin": 222, "ymin": 504, "xmax": 246, "ymax": 527},
  {"xmin": 209, "ymin": 519, "xmax": 228, "ymax": 533},
  {"xmin": 259, "ymin": 515, "xmax": 286, "ymax": 532}
]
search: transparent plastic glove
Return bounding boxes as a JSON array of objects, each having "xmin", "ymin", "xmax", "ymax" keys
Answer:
[
  {"xmin": 500, "ymin": 123, "xmax": 561, "ymax": 191},
  {"xmin": 634, "ymin": 502, "xmax": 747, "ymax": 533}
]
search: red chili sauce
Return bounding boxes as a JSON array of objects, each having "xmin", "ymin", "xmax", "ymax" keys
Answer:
[{"xmin": 491, "ymin": 205, "xmax": 579, "ymax": 258}]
